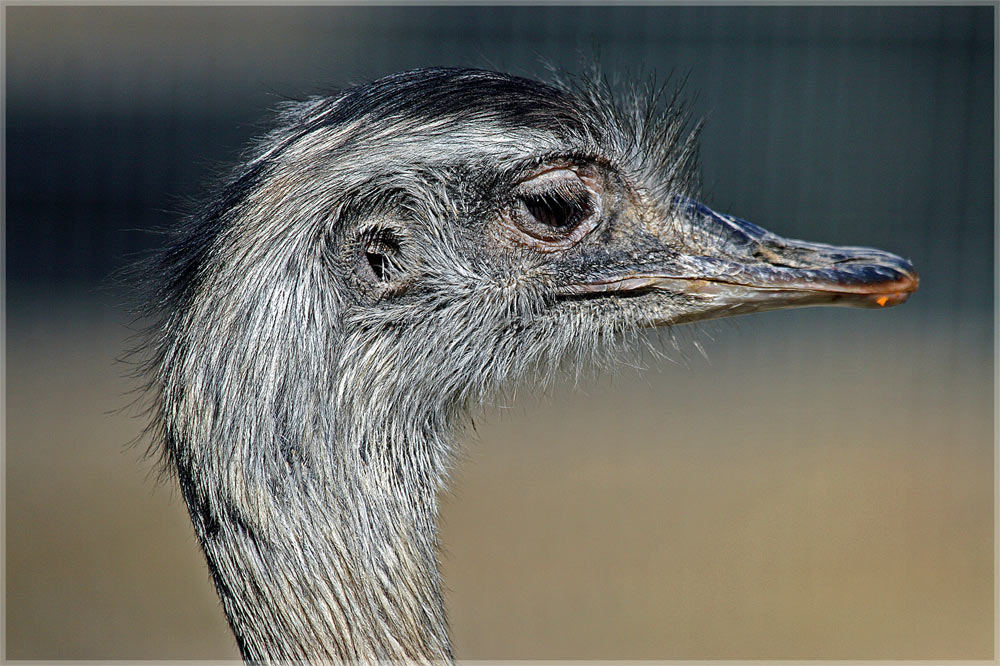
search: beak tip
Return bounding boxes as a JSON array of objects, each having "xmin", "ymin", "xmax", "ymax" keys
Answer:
[
  {"xmin": 870, "ymin": 290, "xmax": 912, "ymax": 308},
  {"xmin": 863, "ymin": 264, "xmax": 919, "ymax": 308}
]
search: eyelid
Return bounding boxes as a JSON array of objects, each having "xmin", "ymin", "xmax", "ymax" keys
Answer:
[
  {"xmin": 521, "ymin": 182, "xmax": 590, "ymax": 211},
  {"xmin": 516, "ymin": 166, "xmax": 603, "ymax": 197},
  {"xmin": 517, "ymin": 166, "xmax": 583, "ymax": 187}
]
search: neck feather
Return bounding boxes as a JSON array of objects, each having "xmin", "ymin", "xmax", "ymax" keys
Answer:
[
  {"xmin": 152, "ymin": 177, "xmax": 467, "ymax": 663},
  {"xmin": 178, "ymin": 426, "xmax": 453, "ymax": 663}
]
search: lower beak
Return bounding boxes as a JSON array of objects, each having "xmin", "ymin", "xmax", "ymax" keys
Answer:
[{"xmin": 563, "ymin": 199, "xmax": 919, "ymax": 322}]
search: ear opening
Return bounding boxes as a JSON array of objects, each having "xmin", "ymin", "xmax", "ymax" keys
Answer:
[{"xmin": 359, "ymin": 227, "xmax": 402, "ymax": 283}]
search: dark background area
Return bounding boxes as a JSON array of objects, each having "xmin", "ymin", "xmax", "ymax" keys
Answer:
[
  {"xmin": 7, "ymin": 5, "xmax": 994, "ymax": 309},
  {"xmin": 5, "ymin": 5, "xmax": 995, "ymax": 660}
]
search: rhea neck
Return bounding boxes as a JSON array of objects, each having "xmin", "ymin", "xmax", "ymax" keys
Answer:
[
  {"xmin": 182, "ymin": 395, "xmax": 456, "ymax": 663},
  {"xmin": 160, "ymin": 191, "xmax": 466, "ymax": 661}
]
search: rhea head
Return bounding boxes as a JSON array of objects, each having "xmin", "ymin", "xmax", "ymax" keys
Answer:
[{"xmin": 147, "ymin": 67, "xmax": 917, "ymax": 663}]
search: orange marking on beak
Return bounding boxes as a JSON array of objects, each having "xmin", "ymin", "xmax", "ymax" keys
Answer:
[{"xmin": 876, "ymin": 296, "xmax": 889, "ymax": 307}]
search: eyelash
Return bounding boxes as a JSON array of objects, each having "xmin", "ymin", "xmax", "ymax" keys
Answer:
[{"xmin": 519, "ymin": 189, "xmax": 589, "ymax": 230}]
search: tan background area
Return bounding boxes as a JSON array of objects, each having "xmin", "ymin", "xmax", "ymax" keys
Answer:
[{"xmin": 6, "ymin": 292, "xmax": 992, "ymax": 659}]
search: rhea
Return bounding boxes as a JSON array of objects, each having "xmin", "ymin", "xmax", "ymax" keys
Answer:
[{"xmin": 138, "ymin": 68, "xmax": 917, "ymax": 663}]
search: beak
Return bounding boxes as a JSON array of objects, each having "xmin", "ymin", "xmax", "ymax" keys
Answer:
[{"xmin": 560, "ymin": 198, "xmax": 919, "ymax": 324}]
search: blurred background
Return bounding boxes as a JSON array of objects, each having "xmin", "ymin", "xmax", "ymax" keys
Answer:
[{"xmin": 5, "ymin": 5, "xmax": 994, "ymax": 660}]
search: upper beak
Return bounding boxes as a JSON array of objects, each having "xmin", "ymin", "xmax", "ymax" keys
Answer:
[{"xmin": 560, "ymin": 198, "xmax": 919, "ymax": 323}]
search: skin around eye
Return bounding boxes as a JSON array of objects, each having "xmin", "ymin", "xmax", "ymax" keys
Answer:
[{"xmin": 508, "ymin": 167, "xmax": 603, "ymax": 249}]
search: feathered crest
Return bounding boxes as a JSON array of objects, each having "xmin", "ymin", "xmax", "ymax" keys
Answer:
[{"xmin": 542, "ymin": 60, "xmax": 704, "ymax": 219}]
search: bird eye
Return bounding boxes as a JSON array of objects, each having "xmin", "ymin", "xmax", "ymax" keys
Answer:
[
  {"xmin": 509, "ymin": 167, "xmax": 601, "ymax": 248},
  {"xmin": 519, "ymin": 192, "xmax": 587, "ymax": 232}
]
